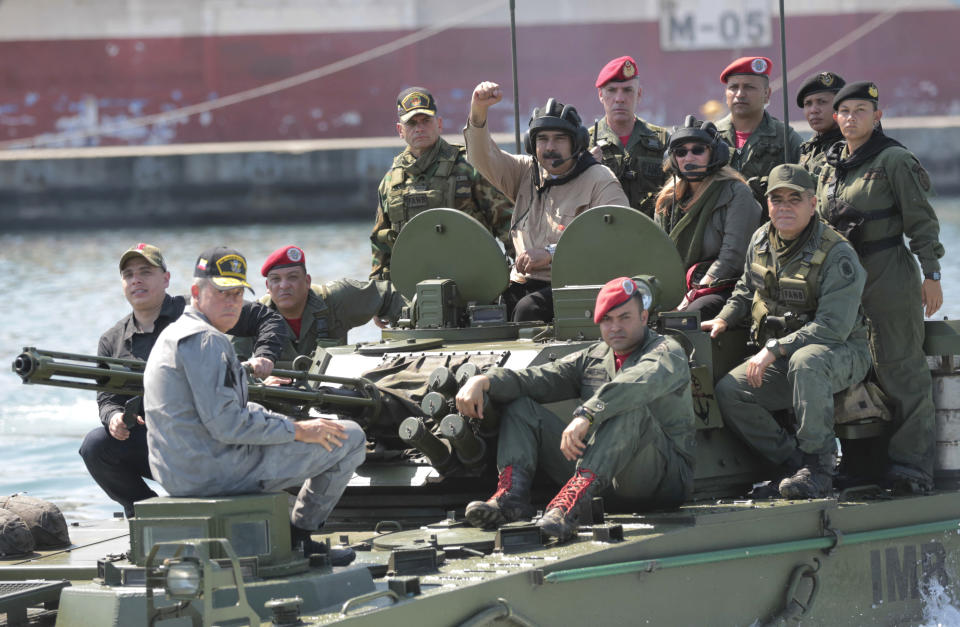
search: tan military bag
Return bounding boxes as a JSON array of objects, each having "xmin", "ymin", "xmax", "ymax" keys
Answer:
[{"xmin": 833, "ymin": 381, "xmax": 892, "ymax": 424}]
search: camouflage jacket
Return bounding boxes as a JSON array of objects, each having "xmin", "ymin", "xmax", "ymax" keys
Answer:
[
  {"xmin": 798, "ymin": 125, "xmax": 843, "ymax": 182},
  {"xmin": 370, "ymin": 137, "xmax": 513, "ymax": 279},
  {"xmin": 716, "ymin": 111, "xmax": 803, "ymax": 206},
  {"xmin": 233, "ymin": 280, "xmax": 405, "ymax": 368},
  {"xmin": 588, "ymin": 116, "xmax": 669, "ymax": 217}
]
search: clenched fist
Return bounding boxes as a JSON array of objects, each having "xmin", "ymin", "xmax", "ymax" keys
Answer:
[{"xmin": 470, "ymin": 81, "xmax": 503, "ymax": 126}]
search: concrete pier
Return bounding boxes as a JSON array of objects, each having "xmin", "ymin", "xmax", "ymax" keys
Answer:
[{"xmin": 1, "ymin": 121, "xmax": 957, "ymax": 231}]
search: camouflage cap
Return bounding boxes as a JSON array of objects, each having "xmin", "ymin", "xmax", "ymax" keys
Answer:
[
  {"xmin": 766, "ymin": 164, "xmax": 816, "ymax": 194},
  {"xmin": 397, "ymin": 87, "xmax": 437, "ymax": 123},
  {"xmin": 119, "ymin": 243, "xmax": 166, "ymax": 272},
  {"xmin": 194, "ymin": 246, "xmax": 254, "ymax": 292}
]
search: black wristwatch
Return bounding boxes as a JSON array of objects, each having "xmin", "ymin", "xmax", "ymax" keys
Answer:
[
  {"xmin": 925, "ymin": 271, "xmax": 941, "ymax": 281},
  {"xmin": 573, "ymin": 406, "xmax": 594, "ymax": 424},
  {"xmin": 765, "ymin": 338, "xmax": 783, "ymax": 356}
]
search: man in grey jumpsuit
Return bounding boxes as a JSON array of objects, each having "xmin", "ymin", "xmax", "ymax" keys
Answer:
[{"xmin": 144, "ymin": 246, "xmax": 366, "ymax": 565}]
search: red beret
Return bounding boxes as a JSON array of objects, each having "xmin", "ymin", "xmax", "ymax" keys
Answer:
[
  {"xmin": 261, "ymin": 245, "xmax": 306, "ymax": 277},
  {"xmin": 594, "ymin": 277, "xmax": 640, "ymax": 324},
  {"xmin": 596, "ymin": 56, "xmax": 640, "ymax": 88},
  {"xmin": 720, "ymin": 56, "xmax": 772, "ymax": 83}
]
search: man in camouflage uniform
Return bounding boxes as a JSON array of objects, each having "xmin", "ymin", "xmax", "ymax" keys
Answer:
[
  {"xmin": 370, "ymin": 87, "xmax": 513, "ymax": 279},
  {"xmin": 796, "ymin": 71, "xmax": 846, "ymax": 180},
  {"xmin": 456, "ymin": 277, "xmax": 695, "ymax": 541},
  {"xmin": 715, "ymin": 56, "xmax": 802, "ymax": 207},
  {"xmin": 705, "ymin": 165, "xmax": 871, "ymax": 499},
  {"xmin": 818, "ymin": 81, "xmax": 945, "ymax": 494},
  {"xmin": 588, "ymin": 56, "xmax": 668, "ymax": 217},
  {"xmin": 234, "ymin": 245, "xmax": 406, "ymax": 371}
]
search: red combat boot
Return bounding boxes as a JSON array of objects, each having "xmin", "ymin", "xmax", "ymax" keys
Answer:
[
  {"xmin": 464, "ymin": 465, "xmax": 536, "ymax": 528},
  {"xmin": 537, "ymin": 469, "xmax": 598, "ymax": 542}
]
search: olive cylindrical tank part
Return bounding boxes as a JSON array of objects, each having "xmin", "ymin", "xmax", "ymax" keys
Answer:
[
  {"xmin": 474, "ymin": 392, "xmax": 501, "ymax": 438},
  {"xmin": 427, "ymin": 367, "xmax": 458, "ymax": 397},
  {"xmin": 439, "ymin": 413, "xmax": 486, "ymax": 468},
  {"xmin": 398, "ymin": 417, "xmax": 457, "ymax": 474},
  {"xmin": 454, "ymin": 363, "xmax": 480, "ymax": 388},
  {"xmin": 420, "ymin": 392, "xmax": 450, "ymax": 421}
]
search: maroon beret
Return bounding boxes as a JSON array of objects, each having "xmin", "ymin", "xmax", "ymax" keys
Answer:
[
  {"xmin": 596, "ymin": 56, "xmax": 639, "ymax": 88},
  {"xmin": 594, "ymin": 277, "xmax": 640, "ymax": 324},
  {"xmin": 720, "ymin": 56, "xmax": 772, "ymax": 83},
  {"xmin": 261, "ymin": 245, "xmax": 306, "ymax": 277}
]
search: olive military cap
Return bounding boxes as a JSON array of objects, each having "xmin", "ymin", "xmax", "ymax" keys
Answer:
[
  {"xmin": 766, "ymin": 164, "xmax": 816, "ymax": 194},
  {"xmin": 119, "ymin": 243, "xmax": 166, "ymax": 272}
]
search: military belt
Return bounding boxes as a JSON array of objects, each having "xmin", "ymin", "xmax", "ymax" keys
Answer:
[{"xmin": 858, "ymin": 235, "xmax": 902, "ymax": 256}]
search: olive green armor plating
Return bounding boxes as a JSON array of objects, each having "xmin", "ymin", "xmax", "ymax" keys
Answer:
[{"xmin": 589, "ymin": 117, "xmax": 668, "ymax": 217}]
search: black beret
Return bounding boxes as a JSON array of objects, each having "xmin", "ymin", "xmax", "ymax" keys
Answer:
[
  {"xmin": 833, "ymin": 81, "xmax": 879, "ymax": 111},
  {"xmin": 796, "ymin": 71, "xmax": 845, "ymax": 108}
]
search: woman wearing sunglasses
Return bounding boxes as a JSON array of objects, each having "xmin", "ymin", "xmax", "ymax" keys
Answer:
[{"xmin": 654, "ymin": 116, "xmax": 762, "ymax": 318}]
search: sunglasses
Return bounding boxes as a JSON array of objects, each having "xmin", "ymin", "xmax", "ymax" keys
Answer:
[{"xmin": 673, "ymin": 145, "xmax": 707, "ymax": 158}]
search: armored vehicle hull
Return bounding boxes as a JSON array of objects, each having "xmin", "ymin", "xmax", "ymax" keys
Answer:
[{"xmin": 4, "ymin": 208, "xmax": 960, "ymax": 625}]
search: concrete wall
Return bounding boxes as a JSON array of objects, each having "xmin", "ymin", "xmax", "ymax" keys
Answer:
[{"xmin": 0, "ymin": 126, "xmax": 957, "ymax": 231}]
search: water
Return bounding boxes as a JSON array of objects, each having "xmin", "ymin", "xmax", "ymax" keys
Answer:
[{"xmin": 5, "ymin": 205, "xmax": 960, "ymax": 520}]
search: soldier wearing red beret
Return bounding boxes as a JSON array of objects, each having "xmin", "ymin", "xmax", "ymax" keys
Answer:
[
  {"xmin": 715, "ymin": 56, "xmax": 802, "ymax": 208},
  {"xmin": 232, "ymin": 245, "xmax": 406, "ymax": 374},
  {"xmin": 454, "ymin": 277, "xmax": 695, "ymax": 542},
  {"xmin": 587, "ymin": 56, "xmax": 669, "ymax": 218}
]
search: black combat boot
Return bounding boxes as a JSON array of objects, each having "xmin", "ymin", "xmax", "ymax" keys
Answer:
[
  {"xmin": 537, "ymin": 469, "xmax": 599, "ymax": 542},
  {"xmin": 778, "ymin": 453, "xmax": 835, "ymax": 499},
  {"xmin": 290, "ymin": 524, "xmax": 356, "ymax": 566},
  {"xmin": 465, "ymin": 465, "xmax": 536, "ymax": 528},
  {"xmin": 750, "ymin": 450, "xmax": 804, "ymax": 499},
  {"xmin": 885, "ymin": 463, "xmax": 934, "ymax": 495}
]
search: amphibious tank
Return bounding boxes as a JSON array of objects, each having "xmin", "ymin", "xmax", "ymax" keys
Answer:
[{"xmin": 4, "ymin": 207, "xmax": 960, "ymax": 626}]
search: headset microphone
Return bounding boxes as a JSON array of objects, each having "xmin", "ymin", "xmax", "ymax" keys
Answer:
[{"xmin": 551, "ymin": 154, "xmax": 578, "ymax": 168}]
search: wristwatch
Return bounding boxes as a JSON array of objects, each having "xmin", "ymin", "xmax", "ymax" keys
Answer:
[
  {"xmin": 572, "ymin": 405, "xmax": 594, "ymax": 424},
  {"xmin": 925, "ymin": 271, "xmax": 941, "ymax": 281},
  {"xmin": 765, "ymin": 338, "xmax": 783, "ymax": 356}
]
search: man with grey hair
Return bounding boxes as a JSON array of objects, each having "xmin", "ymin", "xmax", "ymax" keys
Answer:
[{"xmin": 144, "ymin": 247, "xmax": 365, "ymax": 565}]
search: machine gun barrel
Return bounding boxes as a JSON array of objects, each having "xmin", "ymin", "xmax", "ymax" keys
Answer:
[{"xmin": 12, "ymin": 347, "xmax": 380, "ymax": 417}]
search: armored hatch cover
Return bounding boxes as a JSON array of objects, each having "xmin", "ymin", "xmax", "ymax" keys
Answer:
[
  {"xmin": 390, "ymin": 208, "xmax": 509, "ymax": 306},
  {"xmin": 552, "ymin": 205, "xmax": 685, "ymax": 310}
]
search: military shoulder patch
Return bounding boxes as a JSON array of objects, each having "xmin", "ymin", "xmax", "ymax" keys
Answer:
[
  {"xmin": 838, "ymin": 256, "xmax": 857, "ymax": 281},
  {"xmin": 911, "ymin": 161, "xmax": 932, "ymax": 192}
]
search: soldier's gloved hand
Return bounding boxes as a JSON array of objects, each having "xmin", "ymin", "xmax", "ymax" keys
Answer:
[
  {"xmin": 244, "ymin": 357, "xmax": 274, "ymax": 379},
  {"xmin": 700, "ymin": 318, "xmax": 727, "ymax": 338},
  {"xmin": 455, "ymin": 375, "xmax": 490, "ymax": 419},
  {"xmin": 108, "ymin": 412, "xmax": 143, "ymax": 441},
  {"xmin": 294, "ymin": 418, "xmax": 347, "ymax": 452},
  {"xmin": 470, "ymin": 81, "xmax": 502, "ymax": 126},
  {"xmin": 560, "ymin": 417, "xmax": 591, "ymax": 461}
]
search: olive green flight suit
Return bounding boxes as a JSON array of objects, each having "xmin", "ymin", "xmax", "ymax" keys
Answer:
[
  {"xmin": 817, "ymin": 141, "xmax": 944, "ymax": 476},
  {"xmin": 716, "ymin": 111, "xmax": 803, "ymax": 207},
  {"xmin": 588, "ymin": 116, "xmax": 668, "ymax": 218},
  {"xmin": 370, "ymin": 137, "xmax": 513, "ymax": 279},
  {"xmin": 485, "ymin": 330, "xmax": 696, "ymax": 507},
  {"xmin": 715, "ymin": 221, "xmax": 871, "ymax": 464},
  {"xmin": 798, "ymin": 126, "xmax": 843, "ymax": 182},
  {"xmin": 233, "ymin": 280, "xmax": 404, "ymax": 369}
]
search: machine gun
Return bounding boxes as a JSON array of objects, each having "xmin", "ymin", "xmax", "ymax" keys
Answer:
[{"xmin": 11, "ymin": 347, "xmax": 381, "ymax": 422}]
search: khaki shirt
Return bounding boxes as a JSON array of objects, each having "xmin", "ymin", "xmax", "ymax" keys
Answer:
[{"xmin": 464, "ymin": 121, "xmax": 629, "ymax": 283}]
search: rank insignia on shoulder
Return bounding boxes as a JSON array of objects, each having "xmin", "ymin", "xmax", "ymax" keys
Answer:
[{"xmin": 838, "ymin": 257, "xmax": 856, "ymax": 281}]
